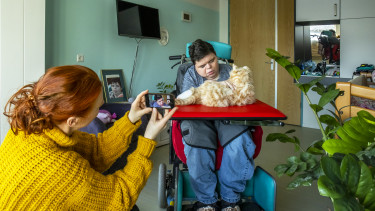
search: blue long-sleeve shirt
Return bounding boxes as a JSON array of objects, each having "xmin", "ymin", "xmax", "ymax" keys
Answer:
[{"xmin": 181, "ymin": 63, "xmax": 232, "ymax": 93}]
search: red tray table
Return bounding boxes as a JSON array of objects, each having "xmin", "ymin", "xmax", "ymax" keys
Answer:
[{"xmin": 171, "ymin": 100, "xmax": 287, "ymax": 126}]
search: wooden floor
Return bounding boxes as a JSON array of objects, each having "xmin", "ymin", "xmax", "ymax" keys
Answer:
[{"xmin": 136, "ymin": 124, "xmax": 333, "ymax": 211}]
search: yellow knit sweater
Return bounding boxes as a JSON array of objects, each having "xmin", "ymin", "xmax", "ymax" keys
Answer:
[{"xmin": 0, "ymin": 111, "xmax": 156, "ymax": 210}]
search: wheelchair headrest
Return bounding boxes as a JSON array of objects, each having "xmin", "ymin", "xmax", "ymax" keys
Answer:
[{"xmin": 186, "ymin": 41, "xmax": 232, "ymax": 60}]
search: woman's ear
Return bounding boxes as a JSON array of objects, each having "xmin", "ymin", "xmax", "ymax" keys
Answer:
[{"xmin": 67, "ymin": 116, "xmax": 79, "ymax": 127}]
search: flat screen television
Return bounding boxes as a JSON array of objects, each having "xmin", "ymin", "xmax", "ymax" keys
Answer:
[{"xmin": 116, "ymin": 0, "xmax": 161, "ymax": 39}]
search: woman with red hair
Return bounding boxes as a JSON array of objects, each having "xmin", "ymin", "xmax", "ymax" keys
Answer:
[{"xmin": 0, "ymin": 65, "xmax": 176, "ymax": 210}]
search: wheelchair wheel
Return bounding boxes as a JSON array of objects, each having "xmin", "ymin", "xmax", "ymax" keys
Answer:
[{"xmin": 158, "ymin": 163, "xmax": 167, "ymax": 208}]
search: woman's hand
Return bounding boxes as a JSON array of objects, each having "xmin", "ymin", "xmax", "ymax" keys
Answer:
[
  {"xmin": 144, "ymin": 107, "xmax": 178, "ymax": 140},
  {"xmin": 128, "ymin": 90, "xmax": 152, "ymax": 124}
]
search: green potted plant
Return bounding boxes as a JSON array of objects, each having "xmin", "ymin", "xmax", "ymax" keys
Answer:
[
  {"xmin": 156, "ymin": 82, "xmax": 174, "ymax": 94},
  {"xmin": 265, "ymin": 48, "xmax": 375, "ymax": 210}
]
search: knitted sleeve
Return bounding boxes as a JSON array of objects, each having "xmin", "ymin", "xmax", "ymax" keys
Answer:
[
  {"xmin": 73, "ymin": 111, "xmax": 142, "ymax": 172},
  {"xmin": 68, "ymin": 136, "xmax": 156, "ymax": 210}
]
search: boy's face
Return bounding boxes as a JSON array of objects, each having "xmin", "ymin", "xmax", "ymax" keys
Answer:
[
  {"xmin": 194, "ymin": 52, "xmax": 219, "ymax": 80},
  {"xmin": 111, "ymin": 82, "xmax": 122, "ymax": 93},
  {"xmin": 156, "ymin": 98, "xmax": 164, "ymax": 106}
]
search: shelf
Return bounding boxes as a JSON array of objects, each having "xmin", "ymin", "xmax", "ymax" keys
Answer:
[{"xmin": 298, "ymin": 75, "xmax": 351, "ymax": 86}]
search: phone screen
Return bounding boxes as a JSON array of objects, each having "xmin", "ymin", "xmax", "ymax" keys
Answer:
[{"xmin": 145, "ymin": 93, "xmax": 175, "ymax": 109}]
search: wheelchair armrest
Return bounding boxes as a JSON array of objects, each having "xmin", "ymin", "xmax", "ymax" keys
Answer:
[{"xmin": 252, "ymin": 166, "xmax": 276, "ymax": 211}]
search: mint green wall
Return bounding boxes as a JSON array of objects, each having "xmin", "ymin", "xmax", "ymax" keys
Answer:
[{"xmin": 45, "ymin": 0, "xmax": 219, "ymax": 99}]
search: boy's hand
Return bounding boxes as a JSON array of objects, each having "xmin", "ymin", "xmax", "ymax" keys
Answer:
[
  {"xmin": 128, "ymin": 90, "xmax": 152, "ymax": 124},
  {"xmin": 144, "ymin": 107, "xmax": 178, "ymax": 140}
]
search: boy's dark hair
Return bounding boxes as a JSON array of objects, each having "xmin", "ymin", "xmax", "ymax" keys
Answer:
[
  {"xmin": 188, "ymin": 39, "xmax": 216, "ymax": 64},
  {"xmin": 107, "ymin": 77, "xmax": 121, "ymax": 85}
]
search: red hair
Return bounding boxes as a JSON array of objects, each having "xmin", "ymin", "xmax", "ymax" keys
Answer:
[{"xmin": 3, "ymin": 65, "xmax": 102, "ymax": 135}]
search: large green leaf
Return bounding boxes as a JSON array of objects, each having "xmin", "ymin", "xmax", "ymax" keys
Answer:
[
  {"xmin": 319, "ymin": 89, "xmax": 341, "ymax": 108},
  {"xmin": 349, "ymin": 117, "xmax": 375, "ymax": 139},
  {"xmin": 285, "ymin": 64, "xmax": 301, "ymax": 80},
  {"xmin": 342, "ymin": 123, "xmax": 372, "ymax": 146},
  {"xmin": 340, "ymin": 154, "xmax": 360, "ymax": 194},
  {"xmin": 336, "ymin": 126, "xmax": 359, "ymax": 144},
  {"xmin": 266, "ymin": 49, "xmax": 293, "ymax": 70},
  {"xmin": 296, "ymin": 83, "xmax": 312, "ymax": 93},
  {"xmin": 312, "ymin": 82, "xmax": 326, "ymax": 95},
  {"xmin": 265, "ymin": 48, "xmax": 282, "ymax": 59},
  {"xmin": 333, "ymin": 197, "xmax": 364, "ymax": 211},
  {"xmin": 308, "ymin": 76, "xmax": 325, "ymax": 87},
  {"xmin": 323, "ymin": 138, "xmax": 362, "ymax": 155},
  {"xmin": 326, "ymin": 83, "xmax": 336, "ymax": 92},
  {"xmin": 355, "ymin": 162, "xmax": 373, "ymax": 203},
  {"xmin": 307, "ymin": 146, "xmax": 325, "ymax": 155},
  {"xmin": 318, "ymin": 175, "xmax": 345, "ymax": 198},
  {"xmin": 310, "ymin": 104, "xmax": 323, "ymax": 113},
  {"xmin": 324, "ymin": 112, "xmax": 375, "ymax": 155},
  {"xmin": 320, "ymin": 114, "xmax": 339, "ymax": 127},
  {"xmin": 275, "ymin": 56, "xmax": 292, "ymax": 69},
  {"xmin": 297, "ymin": 78, "xmax": 326, "ymax": 94},
  {"xmin": 321, "ymin": 156, "xmax": 341, "ymax": 184},
  {"xmin": 363, "ymin": 187, "xmax": 375, "ymax": 209},
  {"xmin": 358, "ymin": 110, "xmax": 375, "ymax": 134}
]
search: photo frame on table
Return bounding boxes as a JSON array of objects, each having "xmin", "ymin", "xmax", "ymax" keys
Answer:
[{"xmin": 100, "ymin": 69, "xmax": 127, "ymax": 103}]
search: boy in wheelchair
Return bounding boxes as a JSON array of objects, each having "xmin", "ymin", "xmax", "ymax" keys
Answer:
[{"xmin": 179, "ymin": 39, "xmax": 256, "ymax": 211}]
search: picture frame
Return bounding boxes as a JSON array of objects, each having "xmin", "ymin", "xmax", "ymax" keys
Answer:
[{"xmin": 100, "ymin": 69, "xmax": 127, "ymax": 103}]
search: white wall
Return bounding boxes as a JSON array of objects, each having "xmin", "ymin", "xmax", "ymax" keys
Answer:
[
  {"xmin": 186, "ymin": 0, "xmax": 219, "ymax": 11},
  {"xmin": 340, "ymin": 18, "xmax": 375, "ymax": 78},
  {"xmin": 302, "ymin": 90, "xmax": 335, "ymax": 129},
  {"xmin": 186, "ymin": 0, "xmax": 229, "ymax": 43},
  {"xmin": 0, "ymin": 0, "xmax": 45, "ymax": 143}
]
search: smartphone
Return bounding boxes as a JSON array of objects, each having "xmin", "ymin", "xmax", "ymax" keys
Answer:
[{"xmin": 145, "ymin": 93, "xmax": 175, "ymax": 109}]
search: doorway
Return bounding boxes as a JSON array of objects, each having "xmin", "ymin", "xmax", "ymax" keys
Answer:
[{"xmin": 230, "ymin": 0, "xmax": 301, "ymax": 125}]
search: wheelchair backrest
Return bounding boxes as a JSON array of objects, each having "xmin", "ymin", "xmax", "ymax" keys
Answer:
[{"xmin": 173, "ymin": 41, "xmax": 233, "ymax": 96}]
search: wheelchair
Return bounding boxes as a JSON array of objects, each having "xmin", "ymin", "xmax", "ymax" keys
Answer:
[{"xmin": 158, "ymin": 41, "xmax": 286, "ymax": 211}]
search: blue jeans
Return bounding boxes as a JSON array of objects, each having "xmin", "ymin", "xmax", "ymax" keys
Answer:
[{"xmin": 183, "ymin": 131, "xmax": 255, "ymax": 204}]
